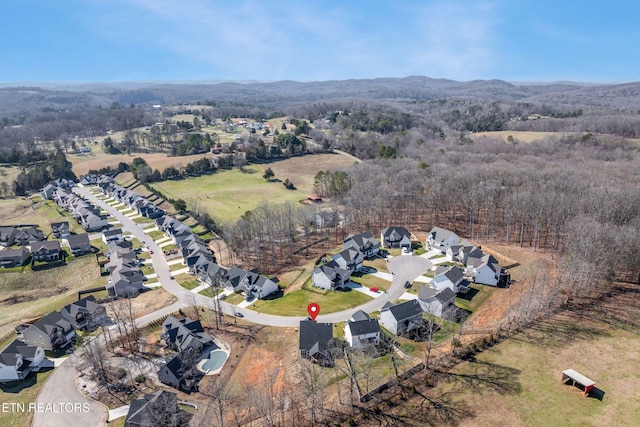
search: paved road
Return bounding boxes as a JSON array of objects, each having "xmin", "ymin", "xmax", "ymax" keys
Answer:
[
  {"xmin": 34, "ymin": 186, "xmax": 433, "ymax": 426},
  {"xmin": 32, "ymin": 354, "xmax": 108, "ymax": 427}
]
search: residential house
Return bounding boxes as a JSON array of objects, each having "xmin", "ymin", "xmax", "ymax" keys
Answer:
[
  {"xmin": 30, "ymin": 241, "xmax": 62, "ymax": 262},
  {"xmin": 40, "ymin": 183, "xmax": 58, "ymax": 200},
  {"xmin": 102, "ymin": 228, "xmax": 124, "ymax": 245},
  {"xmin": 107, "ymin": 270, "xmax": 144, "ymax": 297},
  {"xmin": 0, "ymin": 340, "xmax": 47, "ymax": 383},
  {"xmin": 157, "ymin": 347, "xmax": 202, "ymax": 391},
  {"xmin": 446, "ymin": 242, "xmax": 483, "ymax": 265},
  {"xmin": 0, "ymin": 247, "xmax": 30, "ymax": 268},
  {"xmin": 426, "ymin": 227, "xmax": 460, "ymax": 253},
  {"xmin": 66, "ymin": 233, "xmax": 92, "ymax": 256},
  {"xmin": 299, "ymin": 319, "xmax": 334, "ymax": 364},
  {"xmin": 60, "ymin": 296, "xmax": 106, "ymax": 331},
  {"xmin": 344, "ymin": 311, "xmax": 381, "ymax": 349},
  {"xmin": 124, "ymin": 390, "xmax": 188, "ymax": 427},
  {"xmin": 161, "ymin": 316, "xmax": 214, "ymax": 353},
  {"xmin": 0, "ymin": 227, "xmax": 18, "ymax": 247},
  {"xmin": 312, "ymin": 261, "xmax": 351, "ymax": 290},
  {"xmin": 80, "ymin": 174, "xmax": 98, "ymax": 185},
  {"xmin": 418, "ymin": 287, "xmax": 456, "ymax": 318},
  {"xmin": 379, "ymin": 300, "xmax": 423, "ymax": 336},
  {"xmin": 223, "ymin": 267, "xmax": 278, "ymax": 300},
  {"xmin": 380, "ymin": 226, "xmax": 412, "ymax": 250},
  {"xmin": 14, "ymin": 227, "xmax": 45, "ymax": 246},
  {"xmin": 432, "ymin": 265, "xmax": 468, "ymax": 293},
  {"xmin": 81, "ymin": 212, "xmax": 108, "ymax": 231},
  {"xmin": 466, "ymin": 253, "xmax": 501, "ymax": 287},
  {"xmin": 330, "ymin": 247, "xmax": 364, "ymax": 272},
  {"xmin": 198, "ymin": 262, "xmax": 228, "ymax": 288},
  {"xmin": 51, "ymin": 221, "xmax": 70, "ymax": 239},
  {"xmin": 21, "ymin": 311, "xmax": 76, "ymax": 350},
  {"xmin": 343, "ymin": 232, "xmax": 381, "ymax": 258}
]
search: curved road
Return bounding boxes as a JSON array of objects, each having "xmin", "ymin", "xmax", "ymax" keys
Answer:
[{"xmin": 34, "ymin": 185, "xmax": 431, "ymax": 426}]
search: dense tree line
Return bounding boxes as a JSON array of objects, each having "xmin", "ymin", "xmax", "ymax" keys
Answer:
[{"xmin": 12, "ymin": 149, "xmax": 76, "ymax": 195}]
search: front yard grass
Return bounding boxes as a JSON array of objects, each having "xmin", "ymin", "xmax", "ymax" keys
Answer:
[
  {"xmin": 146, "ymin": 230, "xmax": 165, "ymax": 240},
  {"xmin": 179, "ymin": 279, "xmax": 201, "ymax": 291},
  {"xmin": 251, "ymin": 288, "xmax": 373, "ymax": 316},
  {"xmin": 350, "ymin": 273, "xmax": 391, "ymax": 291}
]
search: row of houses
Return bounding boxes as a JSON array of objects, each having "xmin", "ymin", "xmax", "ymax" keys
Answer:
[
  {"xmin": 99, "ymin": 178, "xmax": 165, "ymax": 219},
  {"xmin": 105, "ymin": 240, "xmax": 146, "ymax": 297},
  {"xmin": 1, "ymin": 296, "xmax": 106, "ymax": 383},
  {"xmin": 427, "ymin": 226, "xmax": 508, "ymax": 287},
  {"xmin": 0, "ymin": 226, "xmax": 45, "ymax": 247},
  {"xmin": 43, "ymin": 179, "xmax": 109, "ymax": 232}
]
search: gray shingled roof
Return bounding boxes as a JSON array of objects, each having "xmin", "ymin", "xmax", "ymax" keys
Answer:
[
  {"xmin": 347, "ymin": 318, "xmax": 380, "ymax": 336},
  {"xmin": 385, "ymin": 300, "xmax": 422, "ymax": 321}
]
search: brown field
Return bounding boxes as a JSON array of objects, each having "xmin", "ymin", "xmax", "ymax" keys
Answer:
[
  {"xmin": 69, "ymin": 151, "xmax": 214, "ymax": 176},
  {"xmin": 472, "ymin": 131, "xmax": 576, "ymax": 143}
]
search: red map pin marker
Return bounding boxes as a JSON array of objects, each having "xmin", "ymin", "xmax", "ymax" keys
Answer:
[{"xmin": 307, "ymin": 303, "xmax": 320, "ymax": 321}]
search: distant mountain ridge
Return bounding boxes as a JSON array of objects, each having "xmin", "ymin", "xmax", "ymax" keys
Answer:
[{"xmin": 1, "ymin": 76, "xmax": 640, "ymax": 115}]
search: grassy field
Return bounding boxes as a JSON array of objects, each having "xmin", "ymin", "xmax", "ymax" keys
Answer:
[
  {"xmin": 0, "ymin": 199, "xmax": 84, "ymax": 235},
  {"xmin": 431, "ymin": 312, "xmax": 640, "ymax": 427},
  {"xmin": 251, "ymin": 287, "xmax": 373, "ymax": 316},
  {"xmin": 0, "ymin": 255, "xmax": 105, "ymax": 338},
  {"xmin": 149, "ymin": 153, "xmax": 355, "ymax": 222}
]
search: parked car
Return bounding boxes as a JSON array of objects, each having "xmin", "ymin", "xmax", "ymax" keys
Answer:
[
  {"xmin": 403, "ymin": 281, "xmax": 412, "ymax": 289},
  {"xmin": 370, "ymin": 287, "xmax": 379, "ymax": 293},
  {"xmin": 234, "ymin": 312, "xmax": 244, "ymax": 318},
  {"xmin": 169, "ymin": 275, "xmax": 174, "ymax": 280},
  {"xmin": 149, "ymin": 250, "xmax": 154, "ymax": 254}
]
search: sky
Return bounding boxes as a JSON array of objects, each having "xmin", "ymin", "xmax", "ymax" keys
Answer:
[{"xmin": 1, "ymin": 0, "xmax": 639, "ymax": 84}]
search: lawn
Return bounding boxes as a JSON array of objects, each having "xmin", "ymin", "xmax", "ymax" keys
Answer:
[
  {"xmin": 0, "ymin": 368, "xmax": 55, "ymax": 427},
  {"xmin": 350, "ymin": 273, "xmax": 391, "ymax": 291},
  {"xmin": 0, "ymin": 199, "xmax": 83, "ymax": 235},
  {"xmin": 149, "ymin": 153, "xmax": 356, "ymax": 223},
  {"xmin": 251, "ymin": 288, "xmax": 373, "ymax": 316},
  {"xmin": 179, "ymin": 279, "xmax": 201, "ymax": 290},
  {"xmin": 455, "ymin": 284, "xmax": 495, "ymax": 314},
  {"xmin": 145, "ymin": 230, "xmax": 165, "ymax": 240},
  {"xmin": 0, "ymin": 256, "xmax": 104, "ymax": 338},
  {"xmin": 441, "ymin": 312, "xmax": 640, "ymax": 427}
]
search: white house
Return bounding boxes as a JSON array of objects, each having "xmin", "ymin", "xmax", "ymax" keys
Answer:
[
  {"xmin": 418, "ymin": 287, "xmax": 456, "ymax": 318},
  {"xmin": 81, "ymin": 212, "xmax": 108, "ymax": 231},
  {"xmin": 312, "ymin": 261, "xmax": 351, "ymax": 290},
  {"xmin": 432, "ymin": 265, "xmax": 468, "ymax": 293},
  {"xmin": 330, "ymin": 247, "xmax": 364, "ymax": 272},
  {"xmin": 379, "ymin": 300, "xmax": 423, "ymax": 336},
  {"xmin": 0, "ymin": 340, "xmax": 46, "ymax": 383},
  {"xmin": 466, "ymin": 254, "xmax": 501, "ymax": 287},
  {"xmin": 344, "ymin": 310, "xmax": 381, "ymax": 348},
  {"xmin": 426, "ymin": 227, "xmax": 460, "ymax": 253},
  {"xmin": 102, "ymin": 228, "xmax": 124, "ymax": 245}
]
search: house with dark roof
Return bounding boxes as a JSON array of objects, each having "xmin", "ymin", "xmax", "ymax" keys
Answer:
[
  {"xmin": 426, "ymin": 227, "xmax": 460, "ymax": 253},
  {"xmin": 330, "ymin": 247, "xmax": 364, "ymax": 272},
  {"xmin": 344, "ymin": 311, "xmax": 381, "ymax": 348},
  {"xmin": 60, "ymin": 296, "xmax": 106, "ymax": 331},
  {"xmin": 157, "ymin": 347, "xmax": 203, "ymax": 391},
  {"xmin": 466, "ymin": 253, "xmax": 501, "ymax": 287},
  {"xmin": 40, "ymin": 183, "xmax": 58, "ymax": 200},
  {"xmin": 51, "ymin": 221, "xmax": 70, "ymax": 239},
  {"xmin": 15, "ymin": 227, "xmax": 45, "ymax": 246},
  {"xmin": 102, "ymin": 228, "xmax": 124, "ymax": 245},
  {"xmin": 0, "ymin": 227, "xmax": 18, "ymax": 247},
  {"xmin": 0, "ymin": 339, "xmax": 47, "ymax": 383},
  {"xmin": 432, "ymin": 265, "xmax": 468, "ymax": 293},
  {"xmin": 161, "ymin": 316, "xmax": 214, "ymax": 353},
  {"xmin": 21, "ymin": 311, "xmax": 76, "ymax": 350},
  {"xmin": 343, "ymin": 231, "xmax": 381, "ymax": 258},
  {"xmin": 81, "ymin": 212, "xmax": 108, "ymax": 231},
  {"xmin": 312, "ymin": 261, "xmax": 351, "ymax": 290},
  {"xmin": 124, "ymin": 390, "xmax": 189, "ymax": 427},
  {"xmin": 299, "ymin": 319, "xmax": 334, "ymax": 364},
  {"xmin": 223, "ymin": 267, "xmax": 278, "ymax": 300},
  {"xmin": 380, "ymin": 226, "xmax": 412, "ymax": 250},
  {"xmin": 30, "ymin": 241, "xmax": 62, "ymax": 262},
  {"xmin": 66, "ymin": 233, "xmax": 92, "ymax": 256},
  {"xmin": 107, "ymin": 270, "xmax": 144, "ymax": 297},
  {"xmin": 446, "ymin": 242, "xmax": 483, "ymax": 265},
  {"xmin": 379, "ymin": 300, "xmax": 423, "ymax": 336},
  {"xmin": 418, "ymin": 287, "xmax": 456, "ymax": 318},
  {"xmin": 0, "ymin": 247, "xmax": 30, "ymax": 268}
]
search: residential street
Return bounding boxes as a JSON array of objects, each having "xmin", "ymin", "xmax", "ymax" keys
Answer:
[{"xmin": 33, "ymin": 186, "xmax": 433, "ymax": 426}]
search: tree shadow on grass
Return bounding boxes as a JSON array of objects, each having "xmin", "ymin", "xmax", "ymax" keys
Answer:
[
  {"xmin": 456, "ymin": 287, "xmax": 479, "ymax": 302},
  {"xmin": 516, "ymin": 314, "xmax": 611, "ymax": 348},
  {"xmin": 434, "ymin": 359, "xmax": 522, "ymax": 396}
]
